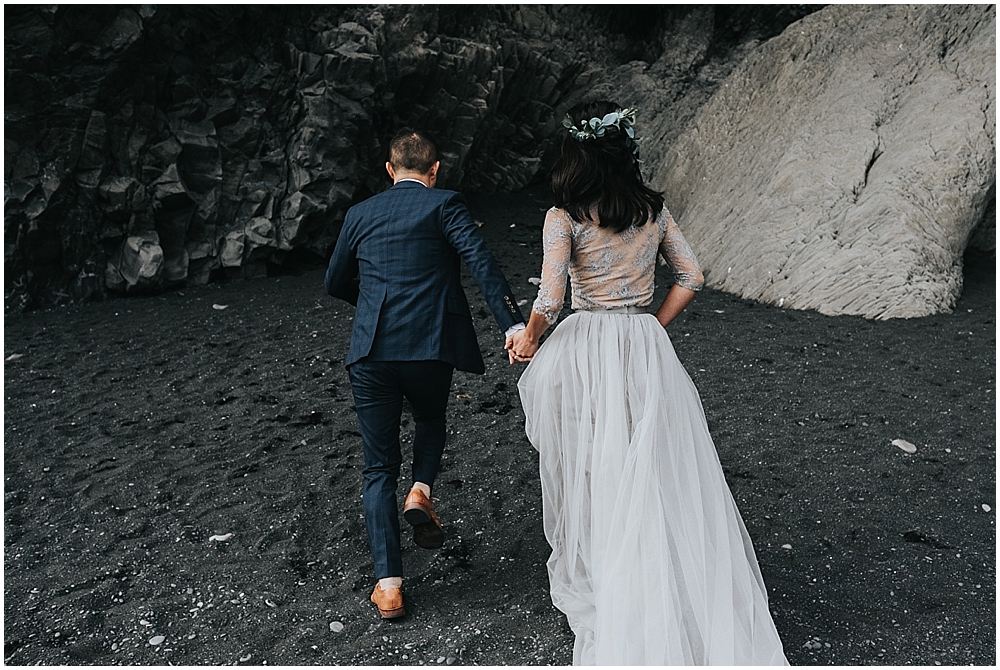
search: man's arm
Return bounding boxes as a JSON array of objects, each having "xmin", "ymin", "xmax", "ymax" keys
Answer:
[
  {"xmin": 440, "ymin": 193, "xmax": 525, "ymax": 332},
  {"xmin": 324, "ymin": 218, "xmax": 360, "ymax": 306}
]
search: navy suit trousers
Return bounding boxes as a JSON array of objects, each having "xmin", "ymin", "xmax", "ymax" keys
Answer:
[{"xmin": 348, "ymin": 359, "xmax": 454, "ymax": 578}]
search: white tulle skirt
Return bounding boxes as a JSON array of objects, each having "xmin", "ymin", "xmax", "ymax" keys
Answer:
[{"xmin": 517, "ymin": 312, "xmax": 788, "ymax": 666}]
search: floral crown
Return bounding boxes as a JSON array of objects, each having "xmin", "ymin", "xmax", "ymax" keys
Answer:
[{"xmin": 562, "ymin": 107, "xmax": 642, "ymax": 156}]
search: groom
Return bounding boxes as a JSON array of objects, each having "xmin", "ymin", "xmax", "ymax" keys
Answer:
[{"xmin": 324, "ymin": 129, "xmax": 525, "ymax": 619}]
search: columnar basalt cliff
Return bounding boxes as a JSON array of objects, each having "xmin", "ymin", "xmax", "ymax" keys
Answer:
[{"xmin": 4, "ymin": 5, "xmax": 994, "ymax": 317}]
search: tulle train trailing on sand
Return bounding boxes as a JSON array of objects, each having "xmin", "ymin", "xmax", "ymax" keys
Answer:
[{"xmin": 518, "ymin": 312, "xmax": 788, "ymax": 665}]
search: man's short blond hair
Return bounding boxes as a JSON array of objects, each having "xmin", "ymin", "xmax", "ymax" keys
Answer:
[{"xmin": 388, "ymin": 129, "xmax": 438, "ymax": 174}]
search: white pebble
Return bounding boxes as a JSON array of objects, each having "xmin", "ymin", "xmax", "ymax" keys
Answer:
[
  {"xmin": 149, "ymin": 635, "xmax": 165, "ymax": 646},
  {"xmin": 240, "ymin": 654, "xmax": 252, "ymax": 662},
  {"xmin": 437, "ymin": 656, "xmax": 446, "ymax": 663},
  {"xmin": 330, "ymin": 621, "xmax": 344, "ymax": 633},
  {"xmin": 891, "ymin": 439, "xmax": 917, "ymax": 454},
  {"xmin": 208, "ymin": 533, "xmax": 233, "ymax": 542},
  {"xmin": 982, "ymin": 504, "xmax": 991, "ymax": 513},
  {"xmin": 212, "ymin": 304, "xmax": 228, "ymax": 310},
  {"xmin": 781, "ymin": 544, "xmax": 793, "ymax": 550},
  {"xmin": 527, "ymin": 277, "xmax": 541, "ymax": 285}
]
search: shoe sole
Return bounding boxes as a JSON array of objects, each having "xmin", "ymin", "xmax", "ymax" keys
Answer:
[
  {"xmin": 404, "ymin": 508, "xmax": 444, "ymax": 549},
  {"xmin": 375, "ymin": 605, "xmax": 406, "ymax": 619}
]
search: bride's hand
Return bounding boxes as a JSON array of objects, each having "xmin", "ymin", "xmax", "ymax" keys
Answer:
[
  {"xmin": 509, "ymin": 329, "xmax": 539, "ymax": 362},
  {"xmin": 505, "ymin": 332, "xmax": 532, "ymax": 364}
]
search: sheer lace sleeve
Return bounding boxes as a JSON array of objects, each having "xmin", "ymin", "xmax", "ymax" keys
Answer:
[
  {"xmin": 532, "ymin": 208, "xmax": 573, "ymax": 325},
  {"xmin": 659, "ymin": 209, "xmax": 704, "ymax": 291}
]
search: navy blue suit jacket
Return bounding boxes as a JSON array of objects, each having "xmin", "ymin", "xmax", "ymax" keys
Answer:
[{"xmin": 324, "ymin": 181, "xmax": 524, "ymax": 374}]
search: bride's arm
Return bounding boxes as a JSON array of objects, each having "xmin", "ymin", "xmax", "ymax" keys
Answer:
[
  {"xmin": 507, "ymin": 209, "xmax": 571, "ymax": 362},
  {"xmin": 656, "ymin": 209, "xmax": 704, "ymax": 328},
  {"xmin": 654, "ymin": 284, "xmax": 697, "ymax": 328}
]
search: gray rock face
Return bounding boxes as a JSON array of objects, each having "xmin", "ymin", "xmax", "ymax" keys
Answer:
[
  {"xmin": 651, "ymin": 5, "xmax": 995, "ymax": 319},
  {"xmin": 5, "ymin": 5, "xmax": 990, "ymax": 319}
]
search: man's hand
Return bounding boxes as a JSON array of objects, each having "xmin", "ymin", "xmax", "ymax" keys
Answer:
[{"xmin": 505, "ymin": 334, "xmax": 524, "ymax": 364}]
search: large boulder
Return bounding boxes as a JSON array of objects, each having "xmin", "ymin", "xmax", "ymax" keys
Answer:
[{"xmin": 650, "ymin": 5, "xmax": 995, "ymax": 319}]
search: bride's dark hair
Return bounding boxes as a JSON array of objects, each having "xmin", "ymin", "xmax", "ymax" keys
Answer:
[{"xmin": 551, "ymin": 100, "xmax": 664, "ymax": 233}]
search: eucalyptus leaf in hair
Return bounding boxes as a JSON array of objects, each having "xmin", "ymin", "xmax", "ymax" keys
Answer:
[{"xmin": 563, "ymin": 108, "xmax": 641, "ymax": 155}]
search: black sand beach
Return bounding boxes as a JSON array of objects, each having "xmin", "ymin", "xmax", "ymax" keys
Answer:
[{"xmin": 4, "ymin": 187, "xmax": 995, "ymax": 665}]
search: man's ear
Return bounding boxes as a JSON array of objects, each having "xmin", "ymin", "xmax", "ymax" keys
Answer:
[
  {"xmin": 386, "ymin": 162, "xmax": 396, "ymax": 181},
  {"xmin": 427, "ymin": 161, "xmax": 440, "ymax": 185}
]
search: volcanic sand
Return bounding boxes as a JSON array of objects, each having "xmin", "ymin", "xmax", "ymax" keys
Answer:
[{"xmin": 4, "ymin": 187, "xmax": 995, "ymax": 665}]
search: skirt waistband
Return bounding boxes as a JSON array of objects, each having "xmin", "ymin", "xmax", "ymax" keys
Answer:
[{"xmin": 575, "ymin": 305, "xmax": 648, "ymax": 315}]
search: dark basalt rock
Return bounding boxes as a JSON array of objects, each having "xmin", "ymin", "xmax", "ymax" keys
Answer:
[
  {"xmin": 34, "ymin": 5, "xmax": 996, "ymax": 316},
  {"xmin": 8, "ymin": 5, "xmax": 818, "ymax": 311}
]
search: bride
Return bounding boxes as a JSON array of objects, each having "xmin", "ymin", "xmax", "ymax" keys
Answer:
[{"xmin": 507, "ymin": 101, "xmax": 788, "ymax": 665}]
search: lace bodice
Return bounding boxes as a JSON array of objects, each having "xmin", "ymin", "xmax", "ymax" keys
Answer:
[{"xmin": 532, "ymin": 206, "xmax": 704, "ymax": 324}]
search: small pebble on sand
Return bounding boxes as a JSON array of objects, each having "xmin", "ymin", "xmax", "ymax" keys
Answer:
[
  {"xmin": 891, "ymin": 439, "xmax": 917, "ymax": 454},
  {"xmin": 782, "ymin": 544, "xmax": 793, "ymax": 550},
  {"xmin": 212, "ymin": 304, "xmax": 228, "ymax": 310},
  {"xmin": 209, "ymin": 533, "xmax": 233, "ymax": 542},
  {"xmin": 149, "ymin": 635, "xmax": 165, "ymax": 646},
  {"xmin": 982, "ymin": 504, "xmax": 991, "ymax": 513},
  {"xmin": 330, "ymin": 621, "xmax": 344, "ymax": 633}
]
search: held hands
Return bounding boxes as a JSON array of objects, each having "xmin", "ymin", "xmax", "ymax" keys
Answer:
[{"xmin": 505, "ymin": 329, "xmax": 539, "ymax": 364}]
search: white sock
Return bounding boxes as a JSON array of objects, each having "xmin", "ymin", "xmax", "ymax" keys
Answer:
[
  {"xmin": 411, "ymin": 481, "xmax": 431, "ymax": 497},
  {"xmin": 379, "ymin": 577, "xmax": 402, "ymax": 590}
]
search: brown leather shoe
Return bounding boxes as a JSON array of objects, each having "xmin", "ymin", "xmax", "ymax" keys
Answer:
[
  {"xmin": 370, "ymin": 583, "xmax": 405, "ymax": 619},
  {"xmin": 403, "ymin": 488, "xmax": 444, "ymax": 549}
]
